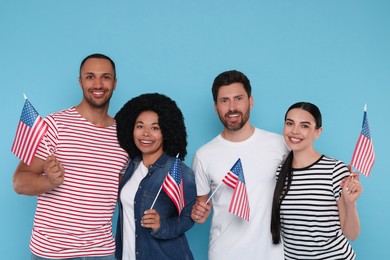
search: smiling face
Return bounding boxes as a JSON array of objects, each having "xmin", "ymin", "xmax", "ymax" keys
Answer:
[
  {"xmin": 214, "ymin": 82, "xmax": 253, "ymax": 131},
  {"xmin": 283, "ymin": 108, "xmax": 322, "ymax": 152},
  {"xmin": 133, "ymin": 111, "xmax": 164, "ymax": 162},
  {"xmin": 78, "ymin": 57, "xmax": 117, "ymax": 109}
]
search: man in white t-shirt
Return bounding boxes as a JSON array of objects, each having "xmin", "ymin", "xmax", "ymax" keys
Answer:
[
  {"xmin": 191, "ymin": 70, "xmax": 289, "ymax": 260},
  {"xmin": 13, "ymin": 54, "xmax": 129, "ymax": 260}
]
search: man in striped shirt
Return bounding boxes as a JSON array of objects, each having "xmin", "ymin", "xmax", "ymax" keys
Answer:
[{"xmin": 13, "ymin": 54, "xmax": 129, "ymax": 260}]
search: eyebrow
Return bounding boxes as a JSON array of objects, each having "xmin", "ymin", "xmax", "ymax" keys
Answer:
[
  {"xmin": 135, "ymin": 121, "xmax": 159, "ymax": 125},
  {"xmin": 218, "ymin": 95, "xmax": 245, "ymax": 100},
  {"xmin": 82, "ymin": 72, "xmax": 114, "ymax": 76},
  {"xmin": 285, "ymin": 118, "xmax": 312, "ymax": 125}
]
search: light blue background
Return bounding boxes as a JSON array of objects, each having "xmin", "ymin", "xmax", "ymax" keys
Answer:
[{"xmin": 1, "ymin": 1, "xmax": 389, "ymax": 259}]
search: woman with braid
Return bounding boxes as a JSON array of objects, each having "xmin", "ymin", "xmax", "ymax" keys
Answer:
[{"xmin": 271, "ymin": 102, "xmax": 362, "ymax": 260}]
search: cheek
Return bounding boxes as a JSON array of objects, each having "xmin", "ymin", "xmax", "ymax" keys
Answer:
[
  {"xmin": 155, "ymin": 134, "xmax": 163, "ymax": 145},
  {"xmin": 133, "ymin": 129, "xmax": 141, "ymax": 139},
  {"xmin": 283, "ymin": 126, "xmax": 289, "ymax": 136}
]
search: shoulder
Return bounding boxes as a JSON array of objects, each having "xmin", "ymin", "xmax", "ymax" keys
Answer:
[
  {"xmin": 47, "ymin": 107, "xmax": 76, "ymax": 117},
  {"xmin": 45, "ymin": 107, "xmax": 77, "ymax": 122},
  {"xmin": 254, "ymin": 127, "xmax": 284, "ymax": 141},
  {"xmin": 194, "ymin": 135, "xmax": 220, "ymax": 155},
  {"xmin": 320, "ymin": 155, "xmax": 349, "ymax": 176},
  {"xmin": 321, "ymin": 155, "xmax": 347, "ymax": 168},
  {"xmin": 180, "ymin": 161, "xmax": 194, "ymax": 175},
  {"xmin": 253, "ymin": 128, "xmax": 289, "ymax": 155}
]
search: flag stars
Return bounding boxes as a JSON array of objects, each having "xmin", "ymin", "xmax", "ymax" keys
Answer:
[{"xmin": 21, "ymin": 100, "xmax": 39, "ymax": 127}]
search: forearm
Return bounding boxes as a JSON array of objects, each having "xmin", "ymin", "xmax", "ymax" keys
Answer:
[
  {"xmin": 13, "ymin": 158, "xmax": 58, "ymax": 195},
  {"xmin": 341, "ymin": 203, "xmax": 360, "ymax": 240},
  {"xmin": 13, "ymin": 171, "xmax": 57, "ymax": 195}
]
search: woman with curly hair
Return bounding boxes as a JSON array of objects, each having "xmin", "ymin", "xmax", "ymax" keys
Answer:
[{"xmin": 114, "ymin": 93, "xmax": 196, "ymax": 260}]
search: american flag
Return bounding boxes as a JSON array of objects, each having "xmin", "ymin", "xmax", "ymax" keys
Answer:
[
  {"xmin": 350, "ymin": 106, "xmax": 375, "ymax": 177},
  {"xmin": 162, "ymin": 157, "xmax": 185, "ymax": 215},
  {"xmin": 222, "ymin": 159, "xmax": 250, "ymax": 221},
  {"xmin": 11, "ymin": 98, "xmax": 48, "ymax": 165}
]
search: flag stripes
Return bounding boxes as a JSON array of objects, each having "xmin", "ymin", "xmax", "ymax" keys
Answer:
[
  {"xmin": 162, "ymin": 158, "xmax": 186, "ymax": 215},
  {"xmin": 221, "ymin": 158, "xmax": 250, "ymax": 221},
  {"xmin": 162, "ymin": 174, "xmax": 185, "ymax": 214},
  {"xmin": 350, "ymin": 109, "xmax": 375, "ymax": 177},
  {"xmin": 11, "ymin": 99, "xmax": 48, "ymax": 165},
  {"xmin": 229, "ymin": 181, "xmax": 250, "ymax": 221},
  {"xmin": 222, "ymin": 171, "xmax": 238, "ymax": 189}
]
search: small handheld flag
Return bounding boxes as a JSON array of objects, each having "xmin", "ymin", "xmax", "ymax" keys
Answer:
[
  {"xmin": 222, "ymin": 158, "xmax": 250, "ymax": 221},
  {"xmin": 11, "ymin": 94, "xmax": 48, "ymax": 165},
  {"xmin": 150, "ymin": 154, "xmax": 185, "ymax": 216},
  {"xmin": 162, "ymin": 156, "xmax": 185, "ymax": 215},
  {"xmin": 350, "ymin": 105, "xmax": 375, "ymax": 177}
]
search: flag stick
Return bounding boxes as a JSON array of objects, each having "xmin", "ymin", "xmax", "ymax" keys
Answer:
[
  {"xmin": 150, "ymin": 185, "xmax": 163, "ymax": 209},
  {"xmin": 206, "ymin": 181, "xmax": 223, "ymax": 204}
]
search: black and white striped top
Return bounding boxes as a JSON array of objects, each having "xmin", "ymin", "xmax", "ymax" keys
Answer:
[{"xmin": 277, "ymin": 155, "xmax": 356, "ymax": 260}]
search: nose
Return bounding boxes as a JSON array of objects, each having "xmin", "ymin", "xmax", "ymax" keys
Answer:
[
  {"xmin": 142, "ymin": 130, "xmax": 150, "ymax": 137},
  {"xmin": 291, "ymin": 125, "xmax": 299, "ymax": 134},
  {"xmin": 93, "ymin": 77, "xmax": 104, "ymax": 88},
  {"xmin": 228, "ymin": 100, "xmax": 237, "ymax": 111}
]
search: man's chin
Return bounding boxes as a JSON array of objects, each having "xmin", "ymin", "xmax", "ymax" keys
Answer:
[{"xmin": 225, "ymin": 123, "xmax": 244, "ymax": 131}]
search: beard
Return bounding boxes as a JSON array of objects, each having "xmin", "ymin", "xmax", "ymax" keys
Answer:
[{"xmin": 218, "ymin": 109, "xmax": 250, "ymax": 131}]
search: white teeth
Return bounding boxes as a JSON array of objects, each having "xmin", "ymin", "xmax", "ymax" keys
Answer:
[
  {"xmin": 290, "ymin": 138, "xmax": 301, "ymax": 142},
  {"xmin": 140, "ymin": 140, "xmax": 153, "ymax": 144}
]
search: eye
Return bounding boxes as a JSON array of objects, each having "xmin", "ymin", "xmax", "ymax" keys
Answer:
[
  {"xmin": 285, "ymin": 121, "xmax": 293, "ymax": 126},
  {"xmin": 234, "ymin": 96, "xmax": 244, "ymax": 102},
  {"xmin": 219, "ymin": 98, "xmax": 230, "ymax": 104},
  {"xmin": 103, "ymin": 75, "xmax": 112, "ymax": 80},
  {"xmin": 151, "ymin": 126, "xmax": 160, "ymax": 131},
  {"xmin": 135, "ymin": 124, "xmax": 143, "ymax": 129}
]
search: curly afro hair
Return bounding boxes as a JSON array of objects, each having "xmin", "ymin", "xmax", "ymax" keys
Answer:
[{"xmin": 115, "ymin": 93, "xmax": 188, "ymax": 160}]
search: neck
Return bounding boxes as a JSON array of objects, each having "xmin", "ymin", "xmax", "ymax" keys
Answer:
[
  {"xmin": 221, "ymin": 122, "xmax": 255, "ymax": 142},
  {"xmin": 75, "ymin": 103, "xmax": 113, "ymax": 127},
  {"xmin": 292, "ymin": 148, "xmax": 321, "ymax": 168},
  {"xmin": 142, "ymin": 151, "xmax": 163, "ymax": 168}
]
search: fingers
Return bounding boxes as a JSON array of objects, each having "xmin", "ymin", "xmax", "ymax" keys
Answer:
[
  {"xmin": 141, "ymin": 209, "xmax": 160, "ymax": 231},
  {"xmin": 341, "ymin": 174, "xmax": 363, "ymax": 202},
  {"xmin": 191, "ymin": 201, "xmax": 210, "ymax": 223},
  {"xmin": 44, "ymin": 155, "xmax": 64, "ymax": 187}
]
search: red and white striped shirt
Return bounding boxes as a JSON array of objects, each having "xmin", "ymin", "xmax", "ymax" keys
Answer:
[{"xmin": 32, "ymin": 107, "xmax": 129, "ymax": 258}]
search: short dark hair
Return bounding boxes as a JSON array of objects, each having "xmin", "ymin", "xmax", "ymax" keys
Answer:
[
  {"xmin": 115, "ymin": 93, "xmax": 188, "ymax": 160},
  {"xmin": 79, "ymin": 53, "xmax": 116, "ymax": 78},
  {"xmin": 212, "ymin": 70, "xmax": 251, "ymax": 102}
]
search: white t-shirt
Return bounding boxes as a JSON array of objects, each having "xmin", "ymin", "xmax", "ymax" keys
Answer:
[
  {"xmin": 120, "ymin": 162, "xmax": 148, "ymax": 260},
  {"xmin": 193, "ymin": 128, "xmax": 288, "ymax": 260}
]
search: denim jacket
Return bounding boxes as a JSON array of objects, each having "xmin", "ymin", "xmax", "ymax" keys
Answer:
[{"xmin": 115, "ymin": 153, "xmax": 196, "ymax": 260}]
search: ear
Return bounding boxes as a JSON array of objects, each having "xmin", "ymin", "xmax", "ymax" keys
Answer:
[
  {"xmin": 249, "ymin": 96, "xmax": 254, "ymax": 109},
  {"xmin": 214, "ymin": 102, "xmax": 218, "ymax": 114},
  {"xmin": 314, "ymin": 127, "xmax": 322, "ymax": 139},
  {"xmin": 78, "ymin": 77, "xmax": 82, "ymax": 88},
  {"xmin": 113, "ymin": 78, "xmax": 117, "ymax": 91}
]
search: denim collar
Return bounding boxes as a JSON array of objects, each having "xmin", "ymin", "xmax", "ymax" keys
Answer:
[{"xmin": 131, "ymin": 152, "xmax": 171, "ymax": 169}]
